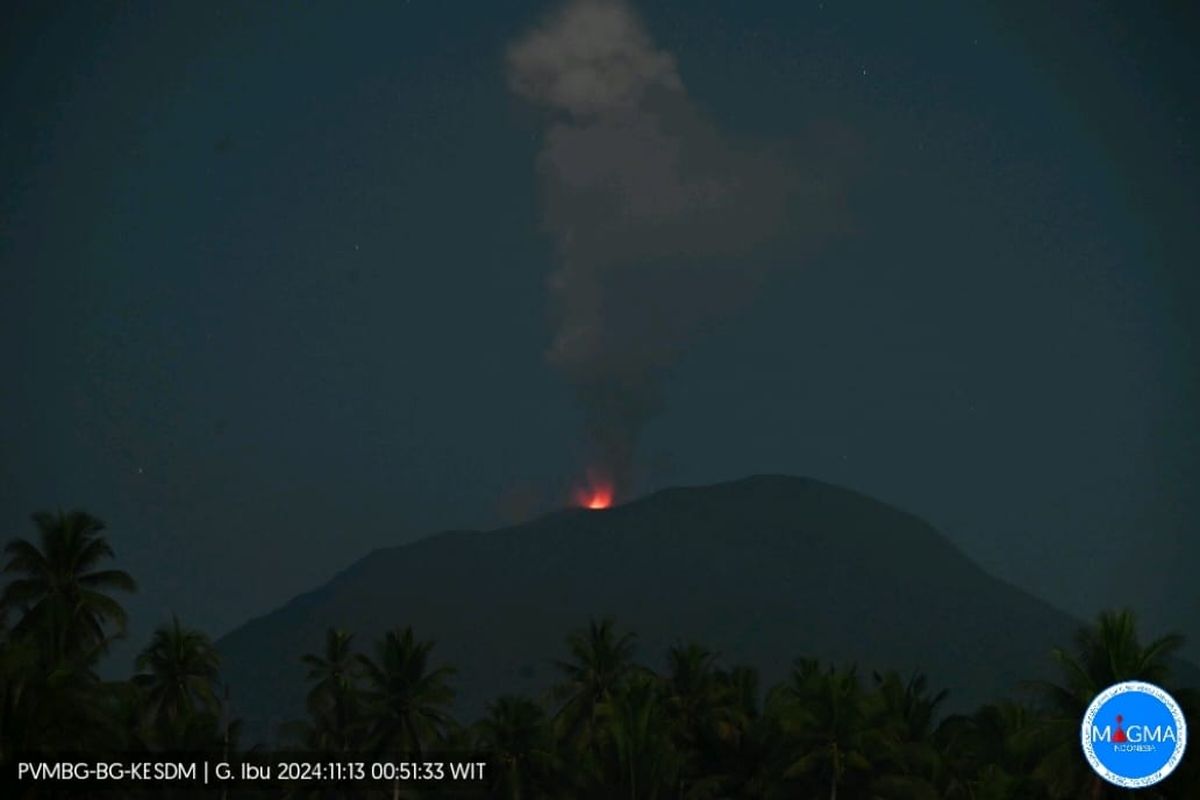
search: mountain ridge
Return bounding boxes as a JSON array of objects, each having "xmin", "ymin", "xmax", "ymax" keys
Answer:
[{"xmin": 216, "ymin": 474, "xmax": 1188, "ymax": 743}]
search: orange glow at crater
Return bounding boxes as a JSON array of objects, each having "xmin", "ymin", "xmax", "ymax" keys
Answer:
[{"xmin": 574, "ymin": 478, "xmax": 614, "ymax": 510}]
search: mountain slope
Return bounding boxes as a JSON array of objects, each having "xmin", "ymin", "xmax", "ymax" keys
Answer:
[{"xmin": 216, "ymin": 475, "xmax": 1095, "ymax": 740}]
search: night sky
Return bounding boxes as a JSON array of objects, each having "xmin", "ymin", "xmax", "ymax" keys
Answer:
[{"xmin": 3, "ymin": 0, "xmax": 1198, "ymax": 666}]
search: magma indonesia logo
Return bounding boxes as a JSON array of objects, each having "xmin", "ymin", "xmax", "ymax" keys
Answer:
[{"xmin": 1081, "ymin": 680, "xmax": 1187, "ymax": 788}]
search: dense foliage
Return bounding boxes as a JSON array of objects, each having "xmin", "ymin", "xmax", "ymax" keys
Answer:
[{"xmin": 1, "ymin": 511, "xmax": 1196, "ymax": 798}]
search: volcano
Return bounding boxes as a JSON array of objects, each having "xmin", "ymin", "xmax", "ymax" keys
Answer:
[
  {"xmin": 216, "ymin": 475, "xmax": 1176, "ymax": 743},
  {"xmin": 574, "ymin": 475, "xmax": 614, "ymax": 509}
]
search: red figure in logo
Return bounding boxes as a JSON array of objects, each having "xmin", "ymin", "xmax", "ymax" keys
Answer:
[{"xmin": 1113, "ymin": 714, "xmax": 1128, "ymax": 743}]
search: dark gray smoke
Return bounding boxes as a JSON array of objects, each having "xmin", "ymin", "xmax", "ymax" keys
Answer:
[{"xmin": 507, "ymin": 0, "xmax": 825, "ymax": 496}]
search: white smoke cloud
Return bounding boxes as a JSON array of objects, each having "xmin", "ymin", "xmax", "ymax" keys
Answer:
[
  {"xmin": 507, "ymin": 0, "xmax": 682, "ymax": 118},
  {"xmin": 507, "ymin": 0, "xmax": 836, "ymax": 493}
]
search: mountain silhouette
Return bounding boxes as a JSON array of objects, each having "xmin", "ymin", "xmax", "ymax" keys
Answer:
[{"xmin": 215, "ymin": 475, "xmax": 1129, "ymax": 741}]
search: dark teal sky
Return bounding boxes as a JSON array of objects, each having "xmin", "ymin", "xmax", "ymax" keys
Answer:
[{"xmin": 2, "ymin": 1, "xmax": 1197, "ymax": 665}]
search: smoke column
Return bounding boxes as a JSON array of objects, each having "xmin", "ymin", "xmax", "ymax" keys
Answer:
[{"xmin": 507, "ymin": 0, "xmax": 817, "ymax": 497}]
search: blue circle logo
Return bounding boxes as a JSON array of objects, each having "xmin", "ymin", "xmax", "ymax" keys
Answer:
[{"xmin": 1081, "ymin": 681, "xmax": 1187, "ymax": 788}]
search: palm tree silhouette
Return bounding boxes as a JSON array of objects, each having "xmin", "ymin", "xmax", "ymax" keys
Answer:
[
  {"xmin": 552, "ymin": 617, "xmax": 637, "ymax": 747},
  {"xmin": 1031, "ymin": 609, "xmax": 1185, "ymax": 799},
  {"xmin": 1, "ymin": 510, "xmax": 136, "ymax": 662},
  {"xmin": 865, "ymin": 671, "xmax": 946, "ymax": 798},
  {"xmin": 935, "ymin": 701, "xmax": 1044, "ymax": 799},
  {"xmin": 592, "ymin": 671, "xmax": 679, "ymax": 799},
  {"xmin": 357, "ymin": 626, "xmax": 455, "ymax": 800},
  {"xmin": 771, "ymin": 659, "xmax": 872, "ymax": 800},
  {"xmin": 662, "ymin": 642, "xmax": 744, "ymax": 795},
  {"xmin": 298, "ymin": 628, "xmax": 363, "ymax": 753},
  {"xmin": 475, "ymin": 694, "xmax": 558, "ymax": 799},
  {"xmin": 133, "ymin": 615, "xmax": 222, "ymax": 748}
]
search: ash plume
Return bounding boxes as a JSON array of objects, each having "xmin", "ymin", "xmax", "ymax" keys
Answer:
[{"xmin": 507, "ymin": 0, "xmax": 832, "ymax": 496}]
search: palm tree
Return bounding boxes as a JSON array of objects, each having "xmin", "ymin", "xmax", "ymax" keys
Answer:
[
  {"xmin": 296, "ymin": 628, "xmax": 363, "ymax": 753},
  {"xmin": 593, "ymin": 672, "xmax": 679, "ymax": 800},
  {"xmin": 715, "ymin": 665, "xmax": 760, "ymax": 741},
  {"xmin": 552, "ymin": 618, "xmax": 637, "ymax": 747},
  {"xmin": 0, "ymin": 629, "xmax": 40, "ymax": 762},
  {"xmin": 0, "ymin": 642, "xmax": 124, "ymax": 760},
  {"xmin": 1, "ymin": 510, "xmax": 136, "ymax": 662},
  {"xmin": 714, "ymin": 676, "xmax": 795, "ymax": 798},
  {"xmin": 476, "ymin": 695, "xmax": 558, "ymax": 799},
  {"xmin": 132, "ymin": 615, "xmax": 222, "ymax": 748},
  {"xmin": 770, "ymin": 659, "xmax": 873, "ymax": 800},
  {"xmin": 663, "ymin": 643, "xmax": 722, "ymax": 738},
  {"xmin": 1030, "ymin": 609, "xmax": 1185, "ymax": 799},
  {"xmin": 935, "ymin": 701, "xmax": 1047, "ymax": 800},
  {"xmin": 1, "ymin": 511, "xmax": 136, "ymax": 762},
  {"xmin": 357, "ymin": 627, "xmax": 455, "ymax": 800},
  {"xmin": 662, "ymin": 642, "xmax": 743, "ymax": 796},
  {"xmin": 865, "ymin": 671, "xmax": 946, "ymax": 799},
  {"xmin": 1049, "ymin": 609, "xmax": 1183, "ymax": 698}
]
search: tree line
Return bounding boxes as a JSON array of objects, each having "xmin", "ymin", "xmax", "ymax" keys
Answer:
[{"xmin": 1, "ymin": 510, "xmax": 1196, "ymax": 798}]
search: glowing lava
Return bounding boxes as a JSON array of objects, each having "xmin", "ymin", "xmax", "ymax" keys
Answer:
[{"xmin": 575, "ymin": 479, "xmax": 614, "ymax": 510}]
